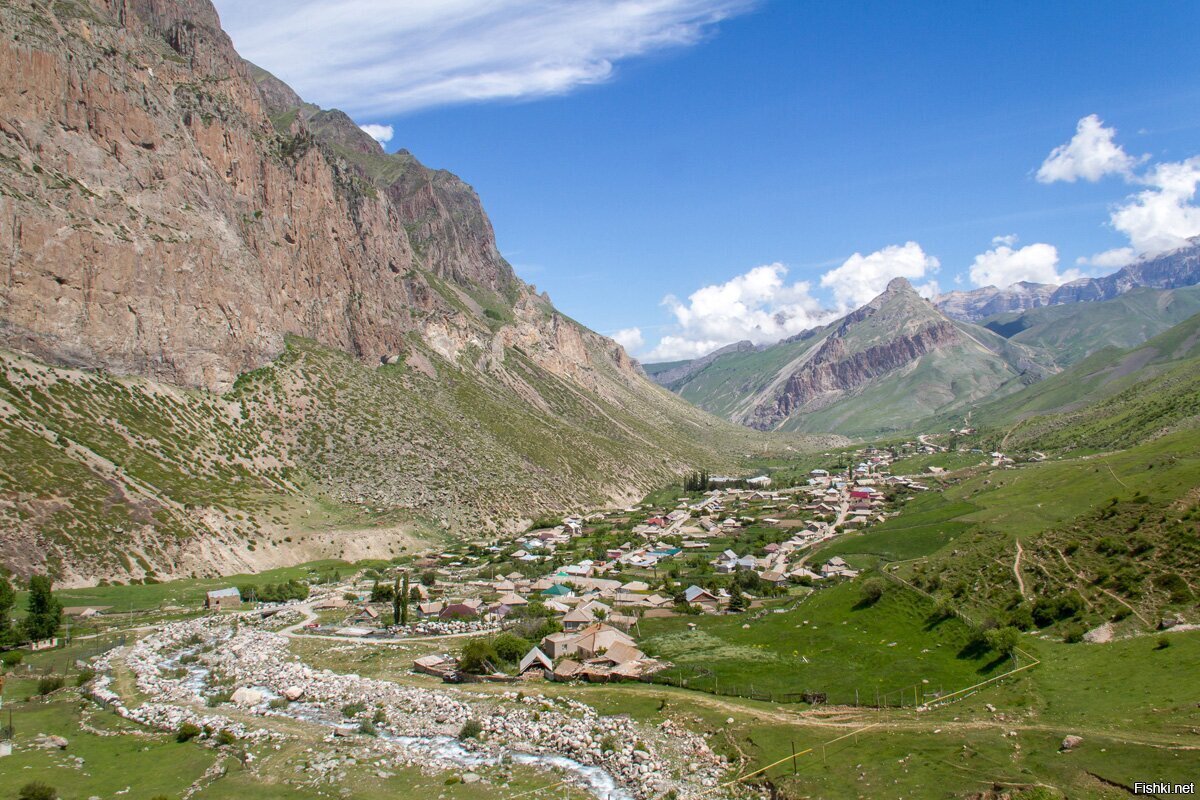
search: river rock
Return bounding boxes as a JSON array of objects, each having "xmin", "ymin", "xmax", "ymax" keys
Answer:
[
  {"xmin": 231, "ymin": 687, "xmax": 264, "ymax": 707},
  {"xmin": 1060, "ymin": 735, "xmax": 1083, "ymax": 752}
]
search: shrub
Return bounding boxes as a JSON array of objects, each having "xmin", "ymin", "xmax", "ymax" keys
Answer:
[
  {"xmin": 176, "ymin": 722, "xmax": 202, "ymax": 742},
  {"xmin": 859, "ymin": 578, "xmax": 885, "ymax": 605},
  {"xmin": 459, "ymin": 639, "xmax": 499, "ymax": 674},
  {"xmin": 18, "ymin": 783, "xmax": 58, "ymax": 800},
  {"xmin": 341, "ymin": 702, "xmax": 366, "ymax": 718},
  {"xmin": 458, "ymin": 719, "xmax": 482, "ymax": 740},
  {"xmin": 1, "ymin": 650, "xmax": 23, "ymax": 667},
  {"xmin": 37, "ymin": 675, "xmax": 64, "ymax": 695},
  {"xmin": 215, "ymin": 729, "xmax": 237, "ymax": 746},
  {"xmin": 1061, "ymin": 624, "xmax": 1085, "ymax": 644},
  {"xmin": 1155, "ymin": 635, "xmax": 1171, "ymax": 650},
  {"xmin": 75, "ymin": 668, "xmax": 96, "ymax": 686},
  {"xmin": 491, "ymin": 632, "xmax": 531, "ymax": 665}
]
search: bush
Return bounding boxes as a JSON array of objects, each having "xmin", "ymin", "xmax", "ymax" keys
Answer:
[
  {"xmin": 37, "ymin": 675, "xmax": 64, "ymax": 695},
  {"xmin": 17, "ymin": 783, "xmax": 58, "ymax": 800},
  {"xmin": 458, "ymin": 719, "xmax": 482, "ymax": 740},
  {"xmin": 491, "ymin": 632, "xmax": 531, "ymax": 665},
  {"xmin": 75, "ymin": 668, "xmax": 96, "ymax": 687},
  {"xmin": 1155, "ymin": 635, "xmax": 1171, "ymax": 650},
  {"xmin": 216, "ymin": 729, "xmax": 237, "ymax": 746},
  {"xmin": 1, "ymin": 650, "xmax": 23, "ymax": 667},
  {"xmin": 859, "ymin": 578, "xmax": 885, "ymax": 605},
  {"xmin": 459, "ymin": 638, "xmax": 499, "ymax": 674},
  {"xmin": 341, "ymin": 702, "xmax": 366, "ymax": 718},
  {"xmin": 1061, "ymin": 624, "xmax": 1085, "ymax": 644},
  {"xmin": 176, "ymin": 722, "xmax": 202, "ymax": 742}
]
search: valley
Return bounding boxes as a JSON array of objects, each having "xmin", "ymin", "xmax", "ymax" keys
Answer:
[{"xmin": 0, "ymin": 1, "xmax": 1198, "ymax": 799}]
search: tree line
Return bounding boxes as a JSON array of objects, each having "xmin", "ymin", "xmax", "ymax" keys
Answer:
[{"xmin": 0, "ymin": 573, "xmax": 63, "ymax": 646}]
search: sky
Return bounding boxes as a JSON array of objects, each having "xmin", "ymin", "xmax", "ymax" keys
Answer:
[{"xmin": 213, "ymin": 0, "xmax": 1200, "ymax": 362}]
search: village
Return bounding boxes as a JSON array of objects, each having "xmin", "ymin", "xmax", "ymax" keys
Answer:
[{"xmin": 192, "ymin": 441, "xmax": 952, "ymax": 688}]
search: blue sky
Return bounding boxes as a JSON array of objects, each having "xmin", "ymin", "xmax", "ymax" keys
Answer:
[{"xmin": 214, "ymin": 1, "xmax": 1200, "ymax": 361}]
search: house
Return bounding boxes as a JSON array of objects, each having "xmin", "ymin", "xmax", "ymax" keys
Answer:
[
  {"xmin": 518, "ymin": 647, "xmax": 554, "ymax": 675},
  {"xmin": 205, "ymin": 588, "xmax": 242, "ymax": 611},
  {"xmin": 621, "ymin": 581, "xmax": 650, "ymax": 592},
  {"xmin": 541, "ymin": 623, "xmax": 635, "ymax": 660},
  {"xmin": 562, "ymin": 606, "xmax": 596, "ymax": 631},
  {"xmin": 541, "ymin": 583, "xmax": 573, "ymax": 598},
  {"xmin": 495, "ymin": 592, "xmax": 528, "ymax": 607},
  {"xmin": 552, "ymin": 659, "xmax": 583, "ymax": 680},
  {"xmin": 760, "ymin": 570, "xmax": 787, "ymax": 585},
  {"xmin": 683, "ymin": 585, "xmax": 721, "ymax": 611},
  {"xmin": 439, "ymin": 603, "xmax": 479, "ymax": 620},
  {"xmin": 417, "ymin": 601, "xmax": 444, "ymax": 618},
  {"xmin": 413, "ymin": 654, "xmax": 457, "ymax": 677}
]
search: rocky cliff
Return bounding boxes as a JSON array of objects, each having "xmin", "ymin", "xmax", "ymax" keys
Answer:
[
  {"xmin": 655, "ymin": 279, "xmax": 1051, "ymax": 437},
  {"xmin": 0, "ymin": 0, "xmax": 807, "ymax": 584}
]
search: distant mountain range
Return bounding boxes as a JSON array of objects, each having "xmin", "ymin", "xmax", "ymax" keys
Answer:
[
  {"xmin": 934, "ymin": 240, "xmax": 1200, "ymax": 321},
  {"xmin": 648, "ymin": 278, "xmax": 1052, "ymax": 437},
  {"xmin": 647, "ymin": 245, "xmax": 1200, "ymax": 437}
]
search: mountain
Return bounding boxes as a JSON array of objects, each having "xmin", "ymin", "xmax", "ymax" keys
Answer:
[
  {"xmin": 654, "ymin": 278, "xmax": 1052, "ymax": 437},
  {"xmin": 936, "ymin": 240, "xmax": 1200, "ymax": 322},
  {"xmin": 979, "ymin": 284, "xmax": 1200, "ymax": 367},
  {"xmin": 967, "ymin": 310, "xmax": 1200, "ymax": 449},
  {"xmin": 0, "ymin": 0, "xmax": 805, "ymax": 584}
]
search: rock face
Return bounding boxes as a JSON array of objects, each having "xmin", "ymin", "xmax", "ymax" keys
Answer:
[
  {"xmin": 0, "ymin": 0, "xmax": 568, "ymax": 393},
  {"xmin": 0, "ymin": 0, "xmax": 793, "ymax": 585},
  {"xmin": 936, "ymin": 241, "xmax": 1200, "ymax": 322}
]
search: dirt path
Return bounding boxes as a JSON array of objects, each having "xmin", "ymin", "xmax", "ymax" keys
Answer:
[{"xmin": 1013, "ymin": 539, "xmax": 1028, "ymax": 599}]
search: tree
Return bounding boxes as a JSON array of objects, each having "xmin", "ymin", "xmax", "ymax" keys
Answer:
[
  {"xmin": 728, "ymin": 585, "xmax": 746, "ymax": 613},
  {"xmin": 859, "ymin": 578, "xmax": 885, "ymax": 605},
  {"xmin": 0, "ymin": 575, "xmax": 14, "ymax": 645},
  {"xmin": 420, "ymin": 570, "xmax": 437, "ymax": 587},
  {"xmin": 369, "ymin": 580, "xmax": 394, "ymax": 603},
  {"xmin": 23, "ymin": 574, "xmax": 62, "ymax": 642},
  {"xmin": 459, "ymin": 638, "xmax": 499, "ymax": 674},
  {"xmin": 492, "ymin": 632, "xmax": 531, "ymax": 664},
  {"xmin": 984, "ymin": 626, "xmax": 1021, "ymax": 657}
]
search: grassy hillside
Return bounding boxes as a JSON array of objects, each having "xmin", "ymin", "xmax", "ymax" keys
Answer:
[
  {"xmin": 982, "ymin": 285, "xmax": 1200, "ymax": 366},
  {"xmin": 0, "ymin": 329, "xmax": 808, "ymax": 584}
]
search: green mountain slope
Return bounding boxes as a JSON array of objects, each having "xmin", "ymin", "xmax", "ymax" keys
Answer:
[
  {"xmin": 653, "ymin": 279, "xmax": 1052, "ymax": 438},
  {"xmin": 981, "ymin": 285, "xmax": 1200, "ymax": 366},
  {"xmin": 0, "ymin": 333, "xmax": 800, "ymax": 586}
]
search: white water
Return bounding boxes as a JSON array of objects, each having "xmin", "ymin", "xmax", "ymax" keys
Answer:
[{"xmin": 159, "ymin": 644, "xmax": 634, "ymax": 800}]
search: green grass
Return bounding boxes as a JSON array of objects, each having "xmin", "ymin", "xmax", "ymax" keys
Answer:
[{"xmin": 640, "ymin": 580, "xmax": 1007, "ymax": 704}]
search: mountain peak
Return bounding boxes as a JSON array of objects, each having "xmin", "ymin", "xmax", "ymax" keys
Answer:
[{"xmin": 885, "ymin": 276, "xmax": 916, "ymax": 293}]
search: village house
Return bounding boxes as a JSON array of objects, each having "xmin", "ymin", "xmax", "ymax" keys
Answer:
[{"xmin": 205, "ymin": 587, "xmax": 242, "ymax": 611}]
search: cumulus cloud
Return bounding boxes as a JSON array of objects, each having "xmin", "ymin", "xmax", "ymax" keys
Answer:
[
  {"xmin": 213, "ymin": 0, "xmax": 757, "ymax": 117},
  {"xmin": 610, "ymin": 327, "xmax": 645, "ymax": 353},
  {"xmin": 643, "ymin": 263, "xmax": 836, "ymax": 361},
  {"xmin": 968, "ymin": 242, "xmax": 1084, "ymax": 288},
  {"xmin": 819, "ymin": 242, "xmax": 940, "ymax": 309},
  {"xmin": 1036, "ymin": 114, "xmax": 1139, "ymax": 184},
  {"xmin": 359, "ymin": 123, "xmax": 394, "ymax": 143},
  {"xmin": 1075, "ymin": 247, "xmax": 1136, "ymax": 269},
  {"xmin": 1109, "ymin": 157, "xmax": 1200, "ymax": 255}
]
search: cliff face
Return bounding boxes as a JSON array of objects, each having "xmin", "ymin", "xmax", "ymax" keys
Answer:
[
  {"xmin": 0, "ymin": 0, "xmax": 579, "ymax": 393},
  {"xmin": 0, "ymin": 0, "xmax": 812, "ymax": 585},
  {"xmin": 744, "ymin": 318, "xmax": 960, "ymax": 429},
  {"xmin": 655, "ymin": 279, "xmax": 1050, "ymax": 437},
  {"xmin": 936, "ymin": 241, "xmax": 1200, "ymax": 322}
]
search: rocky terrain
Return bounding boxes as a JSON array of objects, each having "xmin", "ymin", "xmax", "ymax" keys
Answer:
[
  {"xmin": 936, "ymin": 240, "xmax": 1200, "ymax": 322},
  {"xmin": 0, "ymin": 0, "xmax": 810, "ymax": 583}
]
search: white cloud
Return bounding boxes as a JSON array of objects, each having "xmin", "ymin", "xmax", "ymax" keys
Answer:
[
  {"xmin": 1109, "ymin": 157, "xmax": 1200, "ymax": 255},
  {"xmin": 1036, "ymin": 114, "xmax": 1139, "ymax": 184},
  {"xmin": 643, "ymin": 263, "xmax": 835, "ymax": 361},
  {"xmin": 214, "ymin": 0, "xmax": 757, "ymax": 117},
  {"xmin": 610, "ymin": 327, "xmax": 644, "ymax": 353},
  {"xmin": 991, "ymin": 233, "xmax": 1018, "ymax": 247},
  {"xmin": 1075, "ymin": 247, "xmax": 1135, "ymax": 269},
  {"xmin": 819, "ymin": 242, "xmax": 940, "ymax": 309},
  {"xmin": 968, "ymin": 242, "xmax": 1085, "ymax": 288},
  {"xmin": 359, "ymin": 123, "xmax": 394, "ymax": 143}
]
